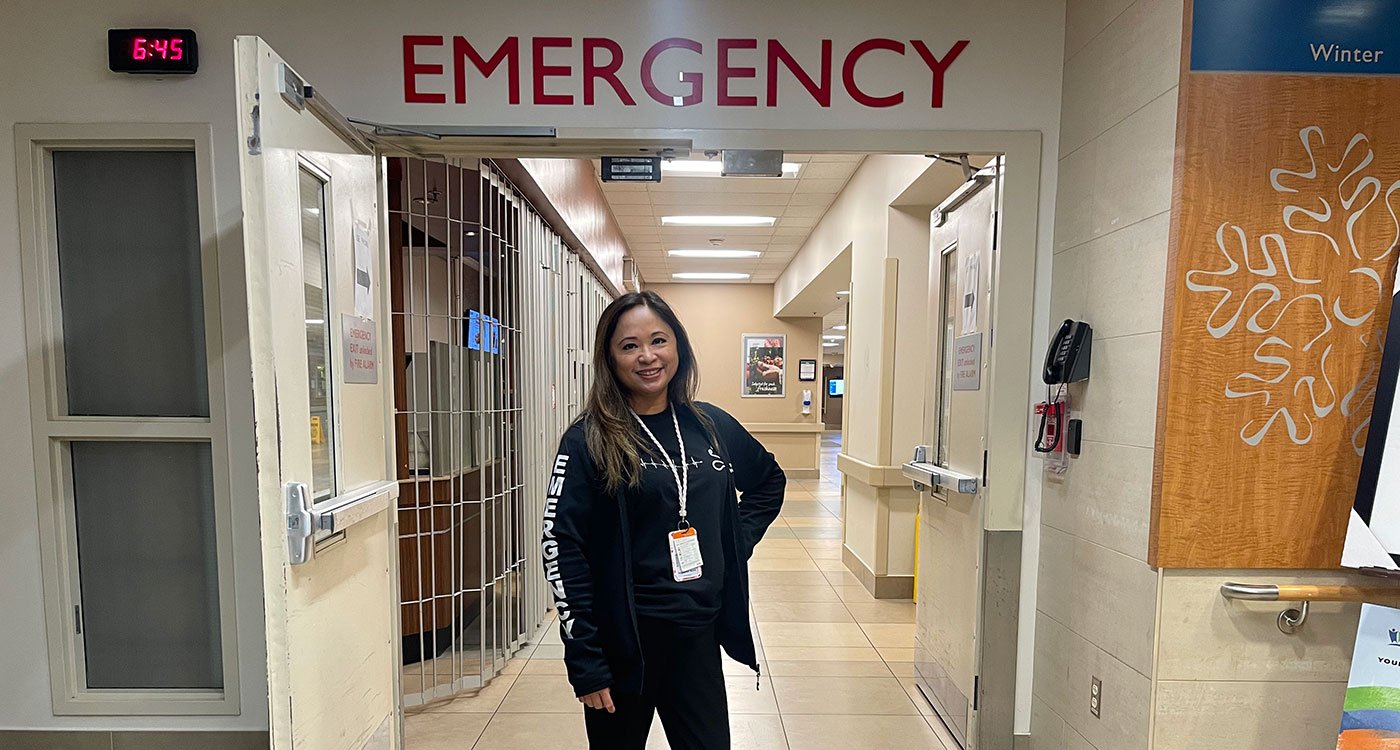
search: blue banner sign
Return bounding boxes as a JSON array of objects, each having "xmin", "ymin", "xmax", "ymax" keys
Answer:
[{"xmin": 1192, "ymin": 0, "xmax": 1400, "ymax": 74}]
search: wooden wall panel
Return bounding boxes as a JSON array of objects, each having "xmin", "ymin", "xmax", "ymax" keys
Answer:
[{"xmin": 1152, "ymin": 22, "xmax": 1400, "ymax": 567}]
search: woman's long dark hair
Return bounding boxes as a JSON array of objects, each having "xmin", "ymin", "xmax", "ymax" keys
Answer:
[{"xmin": 580, "ymin": 291, "xmax": 718, "ymax": 493}]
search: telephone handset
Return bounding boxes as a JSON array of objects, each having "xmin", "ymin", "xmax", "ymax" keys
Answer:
[
  {"xmin": 1044, "ymin": 319, "xmax": 1092, "ymax": 385},
  {"xmin": 1035, "ymin": 320, "xmax": 1092, "ymax": 458}
]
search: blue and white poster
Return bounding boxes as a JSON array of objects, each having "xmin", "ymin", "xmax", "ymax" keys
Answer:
[{"xmin": 1341, "ymin": 604, "xmax": 1400, "ymax": 748}]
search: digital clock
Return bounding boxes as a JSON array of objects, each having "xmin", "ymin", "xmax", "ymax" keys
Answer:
[{"xmin": 108, "ymin": 29, "xmax": 198, "ymax": 75}]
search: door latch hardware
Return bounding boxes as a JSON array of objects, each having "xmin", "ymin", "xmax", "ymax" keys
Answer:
[{"xmin": 285, "ymin": 482, "xmax": 315, "ymax": 565}]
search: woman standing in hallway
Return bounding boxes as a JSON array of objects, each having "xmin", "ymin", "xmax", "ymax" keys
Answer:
[{"xmin": 541, "ymin": 290, "xmax": 786, "ymax": 750}]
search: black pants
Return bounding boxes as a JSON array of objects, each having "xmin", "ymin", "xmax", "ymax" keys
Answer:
[{"xmin": 584, "ymin": 618, "xmax": 731, "ymax": 750}]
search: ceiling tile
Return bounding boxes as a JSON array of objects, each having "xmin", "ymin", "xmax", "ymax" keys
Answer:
[
  {"xmin": 809, "ymin": 154, "xmax": 866, "ymax": 163},
  {"xmin": 603, "ymin": 191, "xmax": 653, "ymax": 205},
  {"xmin": 609, "ymin": 203, "xmax": 656, "ymax": 217},
  {"xmin": 786, "ymin": 193, "xmax": 838, "ymax": 206},
  {"xmin": 781, "ymin": 205, "xmax": 828, "ymax": 218},
  {"xmin": 794, "ymin": 178, "xmax": 850, "ymax": 193},
  {"xmin": 778, "ymin": 216, "xmax": 818, "ymax": 229},
  {"xmin": 799, "ymin": 162, "xmax": 859, "ymax": 180},
  {"xmin": 646, "ymin": 191, "xmax": 792, "ymax": 206},
  {"xmin": 650, "ymin": 177, "xmax": 798, "ymax": 194}
]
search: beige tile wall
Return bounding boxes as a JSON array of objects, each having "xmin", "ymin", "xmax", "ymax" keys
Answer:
[
  {"xmin": 1046, "ymin": 5, "xmax": 1375, "ymax": 749},
  {"xmin": 1033, "ymin": 0, "xmax": 1182, "ymax": 748},
  {"xmin": 1151, "ymin": 570, "xmax": 1365, "ymax": 750}
]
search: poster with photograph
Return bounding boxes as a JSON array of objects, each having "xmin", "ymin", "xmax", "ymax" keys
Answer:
[{"xmin": 742, "ymin": 334, "xmax": 785, "ymax": 397}]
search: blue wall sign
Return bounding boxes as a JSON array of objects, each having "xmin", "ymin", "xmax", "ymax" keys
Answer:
[{"xmin": 1192, "ymin": 0, "xmax": 1400, "ymax": 74}]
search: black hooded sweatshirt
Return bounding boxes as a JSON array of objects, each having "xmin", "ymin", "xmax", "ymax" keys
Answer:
[{"xmin": 540, "ymin": 401, "xmax": 786, "ymax": 697}]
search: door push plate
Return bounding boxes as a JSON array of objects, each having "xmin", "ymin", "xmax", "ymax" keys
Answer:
[{"xmin": 285, "ymin": 481, "xmax": 315, "ymax": 565}]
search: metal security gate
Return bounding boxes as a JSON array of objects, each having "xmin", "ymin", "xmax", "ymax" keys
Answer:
[{"xmin": 389, "ymin": 156, "xmax": 610, "ymax": 707}]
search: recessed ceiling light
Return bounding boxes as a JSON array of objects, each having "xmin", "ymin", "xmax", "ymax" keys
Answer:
[
  {"xmin": 661, "ymin": 215, "xmax": 776, "ymax": 227},
  {"xmin": 824, "ymin": 334, "xmax": 845, "ymax": 340},
  {"xmin": 661, "ymin": 161, "xmax": 802, "ymax": 177},
  {"xmin": 823, "ymin": 342, "xmax": 840, "ymax": 347},
  {"xmin": 672, "ymin": 272, "xmax": 752, "ymax": 281},
  {"xmin": 834, "ymin": 325, "xmax": 847, "ymax": 331},
  {"xmin": 667, "ymin": 249, "xmax": 763, "ymax": 259},
  {"xmin": 836, "ymin": 290, "xmax": 851, "ymax": 296}
]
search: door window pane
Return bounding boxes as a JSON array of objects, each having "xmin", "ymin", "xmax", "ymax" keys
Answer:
[
  {"xmin": 70, "ymin": 441, "xmax": 222, "ymax": 689},
  {"xmin": 51, "ymin": 150, "xmax": 209, "ymax": 417},
  {"xmin": 937, "ymin": 245, "xmax": 958, "ymax": 467},
  {"xmin": 300, "ymin": 169, "xmax": 338, "ymax": 502}
]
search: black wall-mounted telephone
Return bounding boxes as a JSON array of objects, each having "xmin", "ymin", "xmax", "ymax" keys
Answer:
[{"xmin": 1044, "ymin": 319, "xmax": 1092, "ymax": 384}]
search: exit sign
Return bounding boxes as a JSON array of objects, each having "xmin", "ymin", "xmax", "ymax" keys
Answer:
[{"xmin": 601, "ymin": 157, "xmax": 662, "ymax": 183}]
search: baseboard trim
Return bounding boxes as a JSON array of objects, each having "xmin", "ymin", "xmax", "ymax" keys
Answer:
[
  {"xmin": 843, "ymin": 544, "xmax": 915, "ymax": 599},
  {"xmin": 0, "ymin": 730, "xmax": 269, "ymax": 748}
]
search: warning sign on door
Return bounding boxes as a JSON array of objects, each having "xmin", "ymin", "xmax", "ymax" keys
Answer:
[
  {"xmin": 953, "ymin": 333, "xmax": 981, "ymax": 391},
  {"xmin": 342, "ymin": 314, "xmax": 378, "ymax": 384}
]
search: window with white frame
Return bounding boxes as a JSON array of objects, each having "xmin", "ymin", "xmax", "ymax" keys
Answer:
[{"xmin": 16, "ymin": 126, "xmax": 239, "ymax": 716}]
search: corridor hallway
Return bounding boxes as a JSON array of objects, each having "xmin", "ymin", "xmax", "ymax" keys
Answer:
[{"xmin": 404, "ymin": 433, "xmax": 955, "ymax": 749}]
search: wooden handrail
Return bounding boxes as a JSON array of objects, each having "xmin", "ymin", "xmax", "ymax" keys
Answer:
[{"xmin": 1221, "ymin": 582, "xmax": 1400, "ymax": 603}]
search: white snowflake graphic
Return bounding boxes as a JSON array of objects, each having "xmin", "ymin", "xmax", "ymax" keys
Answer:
[{"xmin": 1185, "ymin": 126, "xmax": 1400, "ymax": 453}]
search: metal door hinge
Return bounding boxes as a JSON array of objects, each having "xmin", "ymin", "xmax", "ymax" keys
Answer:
[
  {"xmin": 982, "ymin": 450, "xmax": 989, "ymax": 487},
  {"xmin": 973, "ymin": 675, "xmax": 980, "ymax": 711},
  {"xmin": 73, "ymin": 605, "xmax": 82, "ymax": 635}
]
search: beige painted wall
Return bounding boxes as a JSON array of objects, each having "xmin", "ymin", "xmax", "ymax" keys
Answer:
[
  {"xmin": 1031, "ymin": 0, "xmax": 1182, "ymax": 748},
  {"xmin": 647, "ymin": 283, "xmax": 822, "ymax": 474},
  {"xmin": 775, "ymin": 156, "xmax": 939, "ymax": 582}
]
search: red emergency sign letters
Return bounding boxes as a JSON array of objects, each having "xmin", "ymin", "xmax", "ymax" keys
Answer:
[{"xmin": 402, "ymin": 36, "xmax": 969, "ymax": 108}]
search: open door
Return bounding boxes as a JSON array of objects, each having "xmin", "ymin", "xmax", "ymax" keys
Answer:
[{"xmin": 235, "ymin": 37, "xmax": 399, "ymax": 749}]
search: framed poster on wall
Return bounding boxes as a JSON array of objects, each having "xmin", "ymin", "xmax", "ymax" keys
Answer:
[{"xmin": 741, "ymin": 334, "xmax": 785, "ymax": 398}]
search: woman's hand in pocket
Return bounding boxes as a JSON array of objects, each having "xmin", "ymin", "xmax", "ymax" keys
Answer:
[{"xmin": 579, "ymin": 687, "xmax": 615, "ymax": 713}]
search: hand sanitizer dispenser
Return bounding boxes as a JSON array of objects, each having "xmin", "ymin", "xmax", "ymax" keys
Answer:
[{"xmin": 802, "ymin": 389, "xmax": 812, "ymax": 415}]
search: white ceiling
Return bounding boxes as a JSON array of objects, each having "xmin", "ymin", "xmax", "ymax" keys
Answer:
[{"xmin": 595, "ymin": 154, "xmax": 865, "ymax": 285}]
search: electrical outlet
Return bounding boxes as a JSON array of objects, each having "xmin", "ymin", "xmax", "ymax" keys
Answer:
[{"xmin": 1090, "ymin": 676, "xmax": 1102, "ymax": 718}]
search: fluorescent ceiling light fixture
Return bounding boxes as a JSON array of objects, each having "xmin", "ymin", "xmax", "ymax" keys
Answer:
[
  {"xmin": 305, "ymin": 319, "xmax": 325, "ymax": 325},
  {"xmin": 671, "ymin": 272, "xmax": 752, "ymax": 281},
  {"xmin": 833, "ymin": 325, "xmax": 847, "ymax": 331},
  {"xmin": 662, "ymin": 161, "xmax": 801, "ymax": 176},
  {"xmin": 824, "ymin": 334, "xmax": 846, "ymax": 340},
  {"xmin": 661, "ymin": 215, "xmax": 776, "ymax": 227},
  {"xmin": 667, "ymin": 248, "xmax": 762, "ymax": 259},
  {"xmin": 836, "ymin": 290, "xmax": 851, "ymax": 296},
  {"xmin": 823, "ymin": 342, "xmax": 840, "ymax": 347}
]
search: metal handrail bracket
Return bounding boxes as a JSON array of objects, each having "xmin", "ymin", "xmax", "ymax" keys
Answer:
[{"xmin": 1220, "ymin": 582, "xmax": 1310, "ymax": 634}]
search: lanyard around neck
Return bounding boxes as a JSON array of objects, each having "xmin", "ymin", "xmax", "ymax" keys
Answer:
[{"xmin": 631, "ymin": 404, "xmax": 690, "ymax": 528}]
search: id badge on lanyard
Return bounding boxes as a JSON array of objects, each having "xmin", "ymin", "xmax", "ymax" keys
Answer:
[
  {"xmin": 669, "ymin": 527, "xmax": 703, "ymax": 582},
  {"xmin": 634, "ymin": 406, "xmax": 704, "ymax": 582}
]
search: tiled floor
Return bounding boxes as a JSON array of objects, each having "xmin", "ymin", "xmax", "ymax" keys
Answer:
[{"xmin": 406, "ymin": 431, "xmax": 954, "ymax": 749}]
